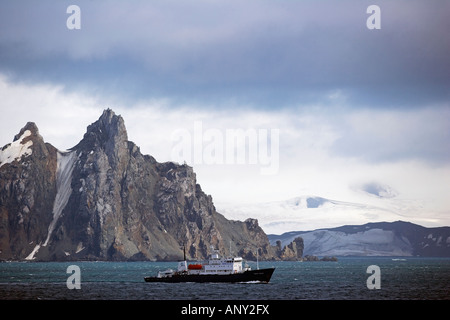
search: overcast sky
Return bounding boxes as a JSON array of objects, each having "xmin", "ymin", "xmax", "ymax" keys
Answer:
[{"xmin": 1, "ymin": 1, "xmax": 449, "ymax": 230}]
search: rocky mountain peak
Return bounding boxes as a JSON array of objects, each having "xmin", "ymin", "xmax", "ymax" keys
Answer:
[
  {"xmin": 1, "ymin": 121, "xmax": 48, "ymax": 169},
  {"xmin": 13, "ymin": 122, "xmax": 41, "ymax": 142},
  {"xmin": 97, "ymin": 108, "xmax": 126, "ymax": 136},
  {"xmin": 72, "ymin": 108, "xmax": 130, "ymax": 174},
  {"xmin": 75, "ymin": 108, "xmax": 128, "ymax": 152}
]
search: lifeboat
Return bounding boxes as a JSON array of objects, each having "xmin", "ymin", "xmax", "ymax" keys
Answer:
[{"xmin": 188, "ymin": 264, "xmax": 202, "ymax": 270}]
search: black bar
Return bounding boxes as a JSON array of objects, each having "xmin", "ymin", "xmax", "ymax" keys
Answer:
[{"xmin": 1, "ymin": 300, "xmax": 446, "ymax": 319}]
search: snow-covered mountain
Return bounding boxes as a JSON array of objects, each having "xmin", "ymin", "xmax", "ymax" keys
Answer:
[
  {"xmin": 268, "ymin": 221, "xmax": 450, "ymax": 257},
  {"xmin": 219, "ymin": 195, "xmax": 408, "ymax": 235},
  {"xmin": 221, "ymin": 194, "xmax": 450, "ymax": 256}
]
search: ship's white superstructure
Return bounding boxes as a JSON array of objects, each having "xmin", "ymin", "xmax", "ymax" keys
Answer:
[{"xmin": 158, "ymin": 249, "xmax": 249, "ymax": 278}]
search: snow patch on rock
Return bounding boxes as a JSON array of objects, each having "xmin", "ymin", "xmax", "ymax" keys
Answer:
[
  {"xmin": 0, "ymin": 130, "xmax": 33, "ymax": 168},
  {"xmin": 43, "ymin": 150, "xmax": 77, "ymax": 246},
  {"xmin": 25, "ymin": 244, "xmax": 41, "ymax": 261}
]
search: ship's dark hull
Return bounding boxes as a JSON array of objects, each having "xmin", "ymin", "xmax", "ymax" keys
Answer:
[{"xmin": 144, "ymin": 268, "xmax": 275, "ymax": 283}]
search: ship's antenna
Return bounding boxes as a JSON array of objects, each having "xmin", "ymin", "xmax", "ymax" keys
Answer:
[
  {"xmin": 256, "ymin": 249, "xmax": 259, "ymax": 270},
  {"xmin": 183, "ymin": 244, "xmax": 186, "ymax": 261}
]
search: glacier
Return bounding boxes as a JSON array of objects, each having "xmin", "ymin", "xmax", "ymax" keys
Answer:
[
  {"xmin": 43, "ymin": 150, "xmax": 77, "ymax": 246},
  {"xmin": 268, "ymin": 221, "xmax": 450, "ymax": 257},
  {"xmin": 274, "ymin": 228, "xmax": 412, "ymax": 256}
]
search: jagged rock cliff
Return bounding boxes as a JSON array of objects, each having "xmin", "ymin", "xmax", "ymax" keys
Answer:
[
  {"xmin": 0, "ymin": 109, "xmax": 301, "ymax": 261},
  {"xmin": 274, "ymin": 237, "xmax": 304, "ymax": 261}
]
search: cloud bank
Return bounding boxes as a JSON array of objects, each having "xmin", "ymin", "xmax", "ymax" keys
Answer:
[
  {"xmin": 0, "ymin": 1, "xmax": 449, "ymax": 230},
  {"xmin": 0, "ymin": 0, "xmax": 449, "ymax": 107},
  {"xmin": 1, "ymin": 76, "xmax": 449, "ymax": 230}
]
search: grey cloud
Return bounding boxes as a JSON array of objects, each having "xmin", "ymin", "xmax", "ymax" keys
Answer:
[
  {"xmin": 0, "ymin": 0, "xmax": 449, "ymax": 108},
  {"xmin": 329, "ymin": 107, "xmax": 450, "ymax": 165},
  {"xmin": 360, "ymin": 182, "xmax": 398, "ymax": 199}
]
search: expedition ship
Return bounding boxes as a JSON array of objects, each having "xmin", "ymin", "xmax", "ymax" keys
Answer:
[{"xmin": 144, "ymin": 248, "xmax": 275, "ymax": 283}]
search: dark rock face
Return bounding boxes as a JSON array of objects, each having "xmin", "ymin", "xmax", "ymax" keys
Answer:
[
  {"xmin": 0, "ymin": 122, "xmax": 58, "ymax": 260},
  {"xmin": 0, "ymin": 109, "xmax": 300, "ymax": 261}
]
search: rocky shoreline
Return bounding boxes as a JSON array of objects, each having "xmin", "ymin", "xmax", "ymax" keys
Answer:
[{"xmin": 301, "ymin": 255, "xmax": 338, "ymax": 262}]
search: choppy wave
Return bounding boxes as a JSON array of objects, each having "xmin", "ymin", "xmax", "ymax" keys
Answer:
[{"xmin": 1, "ymin": 258, "xmax": 449, "ymax": 300}]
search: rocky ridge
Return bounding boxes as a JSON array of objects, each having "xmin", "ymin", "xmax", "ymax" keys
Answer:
[
  {"xmin": 269, "ymin": 221, "xmax": 450, "ymax": 257},
  {"xmin": 0, "ymin": 109, "xmax": 302, "ymax": 261}
]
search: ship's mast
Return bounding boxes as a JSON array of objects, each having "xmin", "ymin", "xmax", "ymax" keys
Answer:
[
  {"xmin": 178, "ymin": 244, "xmax": 188, "ymax": 273},
  {"xmin": 256, "ymin": 249, "xmax": 259, "ymax": 270}
]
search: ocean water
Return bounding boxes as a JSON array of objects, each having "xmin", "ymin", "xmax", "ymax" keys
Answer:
[{"xmin": 0, "ymin": 257, "xmax": 449, "ymax": 300}]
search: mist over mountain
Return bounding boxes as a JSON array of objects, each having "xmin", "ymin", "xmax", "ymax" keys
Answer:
[{"xmin": 220, "ymin": 195, "xmax": 408, "ymax": 235}]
